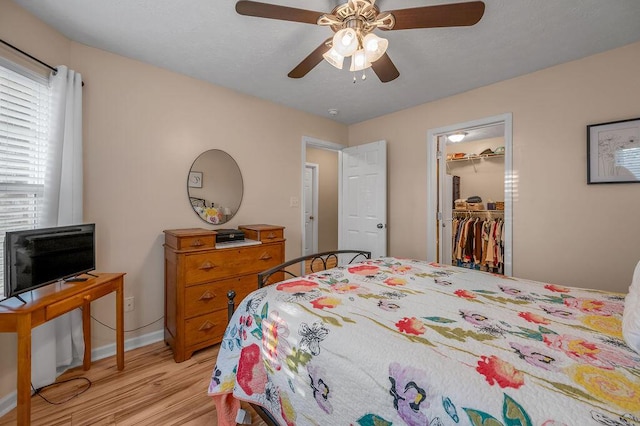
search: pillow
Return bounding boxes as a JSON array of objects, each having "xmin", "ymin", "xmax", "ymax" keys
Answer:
[{"xmin": 622, "ymin": 260, "xmax": 640, "ymax": 353}]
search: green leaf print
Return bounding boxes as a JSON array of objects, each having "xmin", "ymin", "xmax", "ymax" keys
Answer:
[
  {"xmin": 261, "ymin": 302, "xmax": 269, "ymax": 320},
  {"xmin": 423, "ymin": 316, "xmax": 457, "ymax": 323},
  {"xmin": 507, "ymin": 327, "xmax": 543, "ymax": 341},
  {"xmin": 546, "ymin": 381, "xmax": 600, "ymax": 403},
  {"xmin": 502, "ymin": 394, "xmax": 532, "ymax": 426},
  {"xmin": 284, "ymin": 347, "xmax": 312, "ymax": 373},
  {"xmin": 478, "ymin": 295, "xmax": 530, "ymax": 305},
  {"xmin": 464, "ymin": 409, "xmax": 504, "ymax": 426},
  {"xmin": 426, "ymin": 324, "xmax": 497, "ymax": 343},
  {"xmin": 538, "ymin": 326, "xmax": 557, "ymax": 335},
  {"xmin": 356, "ymin": 414, "xmax": 393, "ymax": 426}
]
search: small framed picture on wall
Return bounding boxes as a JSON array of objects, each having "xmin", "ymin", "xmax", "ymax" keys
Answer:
[
  {"xmin": 188, "ymin": 171, "xmax": 203, "ymax": 188},
  {"xmin": 587, "ymin": 117, "xmax": 640, "ymax": 184}
]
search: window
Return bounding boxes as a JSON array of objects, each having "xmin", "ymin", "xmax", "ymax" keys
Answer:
[{"xmin": 0, "ymin": 60, "xmax": 51, "ymax": 298}]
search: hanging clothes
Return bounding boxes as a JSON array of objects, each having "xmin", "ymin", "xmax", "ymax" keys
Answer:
[{"xmin": 451, "ymin": 214, "xmax": 504, "ymax": 274}]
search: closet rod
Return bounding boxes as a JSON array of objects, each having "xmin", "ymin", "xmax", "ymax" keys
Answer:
[
  {"xmin": 0, "ymin": 38, "xmax": 57, "ymax": 73},
  {"xmin": 0, "ymin": 38, "xmax": 85, "ymax": 86}
]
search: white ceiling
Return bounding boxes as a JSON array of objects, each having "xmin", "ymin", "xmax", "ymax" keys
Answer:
[{"xmin": 12, "ymin": 0, "xmax": 640, "ymax": 124}]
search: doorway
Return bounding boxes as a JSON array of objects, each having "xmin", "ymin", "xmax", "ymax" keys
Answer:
[
  {"xmin": 426, "ymin": 113, "xmax": 514, "ymax": 276},
  {"xmin": 303, "ymin": 163, "xmax": 319, "ymax": 255},
  {"xmin": 301, "ymin": 137, "xmax": 344, "ymax": 256}
]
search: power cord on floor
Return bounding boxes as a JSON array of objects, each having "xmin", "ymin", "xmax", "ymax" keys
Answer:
[
  {"xmin": 78, "ymin": 306, "xmax": 163, "ymax": 332},
  {"xmin": 31, "ymin": 377, "xmax": 92, "ymax": 405},
  {"xmin": 91, "ymin": 314, "xmax": 163, "ymax": 332}
]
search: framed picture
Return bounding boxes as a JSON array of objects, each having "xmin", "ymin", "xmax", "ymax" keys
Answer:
[
  {"xmin": 188, "ymin": 171, "xmax": 203, "ymax": 188},
  {"xmin": 587, "ymin": 117, "xmax": 640, "ymax": 184}
]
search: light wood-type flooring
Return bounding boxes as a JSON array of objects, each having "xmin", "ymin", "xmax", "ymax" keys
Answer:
[{"xmin": 0, "ymin": 342, "xmax": 268, "ymax": 425}]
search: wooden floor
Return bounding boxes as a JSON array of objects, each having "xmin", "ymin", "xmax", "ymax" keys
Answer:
[{"xmin": 0, "ymin": 342, "xmax": 268, "ymax": 426}]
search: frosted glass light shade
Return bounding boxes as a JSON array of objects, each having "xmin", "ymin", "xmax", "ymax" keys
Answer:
[
  {"xmin": 332, "ymin": 28, "xmax": 359, "ymax": 57},
  {"xmin": 448, "ymin": 132, "xmax": 467, "ymax": 143},
  {"xmin": 323, "ymin": 48, "xmax": 344, "ymax": 69},
  {"xmin": 349, "ymin": 49, "xmax": 371, "ymax": 72},
  {"xmin": 363, "ymin": 33, "xmax": 388, "ymax": 62}
]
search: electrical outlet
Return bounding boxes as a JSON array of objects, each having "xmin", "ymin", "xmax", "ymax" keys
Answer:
[
  {"xmin": 289, "ymin": 196, "xmax": 299, "ymax": 208},
  {"xmin": 124, "ymin": 296, "xmax": 134, "ymax": 312}
]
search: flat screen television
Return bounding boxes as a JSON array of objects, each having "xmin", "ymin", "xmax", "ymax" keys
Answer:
[{"xmin": 4, "ymin": 223, "xmax": 96, "ymax": 301}]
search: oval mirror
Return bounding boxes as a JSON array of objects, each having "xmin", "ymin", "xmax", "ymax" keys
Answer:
[{"xmin": 187, "ymin": 149, "xmax": 243, "ymax": 225}]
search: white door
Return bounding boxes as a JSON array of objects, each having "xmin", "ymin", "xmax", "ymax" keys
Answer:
[
  {"xmin": 339, "ymin": 140, "xmax": 387, "ymax": 258},
  {"xmin": 304, "ymin": 163, "xmax": 318, "ymax": 255}
]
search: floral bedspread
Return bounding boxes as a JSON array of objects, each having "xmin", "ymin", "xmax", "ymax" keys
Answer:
[{"xmin": 208, "ymin": 257, "xmax": 640, "ymax": 426}]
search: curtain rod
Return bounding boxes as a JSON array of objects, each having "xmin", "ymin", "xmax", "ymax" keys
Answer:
[
  {"xmin": 0, "ymin": 38, "xmax": 57, "ymax": 73},
  {"xmin": 0, "ymin": 38, "xmax": 85, "ymax": 86}
]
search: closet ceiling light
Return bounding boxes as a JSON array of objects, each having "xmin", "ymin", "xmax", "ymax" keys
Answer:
[{"xmin": 448, "ymin": 132, "xmax": 467, "ymax": 143}]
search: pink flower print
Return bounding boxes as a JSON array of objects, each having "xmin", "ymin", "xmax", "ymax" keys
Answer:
[
  {"xmin": 459, "ymin": 310, "xmax": 490, "ymax": 326},
  {"xmin": 308, "ymin": 364, "xmax": 332, "ymax": 414},
  {"xmin": 543, "ymin": 334, "xmax": 638, "ymax": 370},
  {"xmin": 261, "ymin": 311, "xmax": 291, "ymax": 371},
  {"xmin": 510, "ymin": 342, "xmax": 560, "ymax": 371},
  {"xmin": 388, "ymin": 363, "xmax": 432, "ymax": 426},
  {"xmin": 540, "ymin": 304, "xmax": 577, "ymax": 319},
  {"xmin": 236, "ymin": 343, "xmax": 267, "ymax": 395},
  {"xmin": 563, "ymin": 298, "xmax": 624, "ymax": 316},
  {"xmin": 276, "ymin": 279, "xmax": 319, "ymax": 293}
]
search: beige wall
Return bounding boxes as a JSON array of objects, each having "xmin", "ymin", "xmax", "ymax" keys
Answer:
[
  {"xmin": 0, "ymin": 0, "xmax": 347, "ymax": 402},
  {"xmin": 349, "ymin": 41, "xmax": 640, "ymax": 294},
  {"xmin": 306, "ymin": 148, "xmax": 339, "ymax": 252},
  {"xmin": 2, "ymin": 0, "xmax": 640, "ymax": 408}
]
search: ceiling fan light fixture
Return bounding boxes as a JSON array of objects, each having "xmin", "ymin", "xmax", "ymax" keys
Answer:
[
  {"xmin": 448, "ymin": 132, "xmax": 467, "ymax": 143},
  {"xmin": 363, "ymin": 33, "xmax": 388, "ymax": 62},
  {"xmin": 323, "ymin": 48, "xmax": 345, "ymax": 69},
  {"xmin": 349, "ymin": 49, "xmax": 371, "ymax": 72},
  {"xmin": 332, "ymin": 28, "xmax": 359, "ymax": 57}
]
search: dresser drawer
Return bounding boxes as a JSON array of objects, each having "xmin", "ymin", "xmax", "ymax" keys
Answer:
[
  {"xmin": 184, "ymin": 275, "xmax": 257, "ymax": 319},
  {"xmin": 184, "ymin": 244, "xmax": 282, "ymax": 285},
  {"xmin": 184, "ymin": 310, "xmax": 229, "ymax": 347}
]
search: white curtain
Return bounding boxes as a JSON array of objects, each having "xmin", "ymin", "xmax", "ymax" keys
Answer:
[{"xmin": 31, "ymin": 66, "xmax": 84, "ymax": 389}]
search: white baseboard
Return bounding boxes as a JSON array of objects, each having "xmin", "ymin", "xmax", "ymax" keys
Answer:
[{"xmin": 0, "ymin": 330, "xmax": 164, "ymax": 418}]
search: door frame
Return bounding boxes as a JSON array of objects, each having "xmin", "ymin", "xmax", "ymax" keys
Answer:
[
  {"xmin": 301, "ymin": 136, "xmax": 346, "ymax": 258},
  {"xmin": 426, "ymin": 113, "xmax": 514, "ymax": 276},
  {"xmin": 304, "ymin": 162, "xmax": 319, "ymax": 255}
]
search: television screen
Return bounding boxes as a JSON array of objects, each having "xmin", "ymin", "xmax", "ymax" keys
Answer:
[{"xmin": 4, "ymin": 224, "xmax": 96, "ymax": 299}]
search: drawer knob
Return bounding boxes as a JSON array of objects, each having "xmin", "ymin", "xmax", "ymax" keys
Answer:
[
  {"xmin": 190, "ymin": 239, "xmax": 204, "ymax": 247},
  {"xmin": 259, "ymin": 253, "xmax": 273, "ymax": 261},
  {"xmin": 199, "ymin": 321, "xmax": 215, "ymax": 331},
  {"xmin": 199, "ymin": 261, "xmax": 217, "ymax": 271},
  {"xmin": 199, "ymin": 291, "xmax": 216, "ymax": 301}
]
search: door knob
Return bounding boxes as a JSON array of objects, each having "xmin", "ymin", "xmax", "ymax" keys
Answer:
[
  {"xmin": 377, "ymin": 223, "xmax": 384, "ymax": 229},
  {"xmin": 309, "ymin": 216, "xmax": 315, "ymax": 220}
]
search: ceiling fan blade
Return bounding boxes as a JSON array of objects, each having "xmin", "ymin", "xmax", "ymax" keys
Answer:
[
  {"xmin": 371, "ymin": 53, "xmax": 399, "ymax": 83},
  {"xmin": 236, "ymin": 1, "xmax": 325, "ymax": 25},
  {"xmin": 383, "ymin": 1, "xmax": 485, "ymax": 30},
  {"xmin": 288, "ymin": 39, "xmax": 332, "ymax": 79}
]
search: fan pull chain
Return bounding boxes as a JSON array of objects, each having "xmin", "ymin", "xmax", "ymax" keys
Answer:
[{"xmin": 352, "ymin": 70, "xmax": 367, "ymax": 83}]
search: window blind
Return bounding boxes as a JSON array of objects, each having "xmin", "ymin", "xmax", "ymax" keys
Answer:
[{"xmin": 0, "ymin": 62, "xmax": 51, "ymax": 297}]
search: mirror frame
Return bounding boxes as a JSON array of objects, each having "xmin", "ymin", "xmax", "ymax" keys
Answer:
[{"xmin": 187, "ymin": 149, "xmax": 243, "ymax": 225}]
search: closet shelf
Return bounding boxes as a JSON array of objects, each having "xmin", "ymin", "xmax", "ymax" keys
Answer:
[
  {"xmin": 447, "ymin": 153, "xmax": 504, "ymax": 163},
  {"xmin": 447, "ymin": 153, "xmax": 504, "ymax": 173}
]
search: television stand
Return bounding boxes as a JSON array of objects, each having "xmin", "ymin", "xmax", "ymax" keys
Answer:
[
  {"xmin": 14, "ymin": 295, "xmax": 27, "ymax": 304},
  {"xmin": 0, "ymin": 272, "xmax": 125, "ymax": 426}
]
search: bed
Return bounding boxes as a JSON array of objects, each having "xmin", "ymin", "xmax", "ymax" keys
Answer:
[{"xmin": 208, "ymin": 254, "xmax": 640, "ymax": 426}]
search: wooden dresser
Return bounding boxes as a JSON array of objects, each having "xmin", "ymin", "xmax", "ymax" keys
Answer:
[{"xmin": 163, "ymin": 224, "xmax": 285, "ymax": 362}]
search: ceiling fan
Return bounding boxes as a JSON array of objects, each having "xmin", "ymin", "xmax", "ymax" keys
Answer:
[{"xmin": 235, "ymin": 0, "xmax": 485, "ymax": 83}]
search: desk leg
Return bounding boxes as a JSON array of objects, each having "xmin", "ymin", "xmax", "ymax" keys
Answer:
[
  {"xmin": 16, "ymin": 314, "xmax": 31, "ymax": 426},
  {"xmin": 83, "ymin": 299, "xmax": 91, "ymax": 371},
  {"xmin": 116, "ymin": 277, "xmax": 124, "ymax": 370}
]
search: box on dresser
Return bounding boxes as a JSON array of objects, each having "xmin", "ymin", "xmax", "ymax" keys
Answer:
[{"xmin": 163, "ymin": 225, "xmax": 285, "ymax": 362}]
